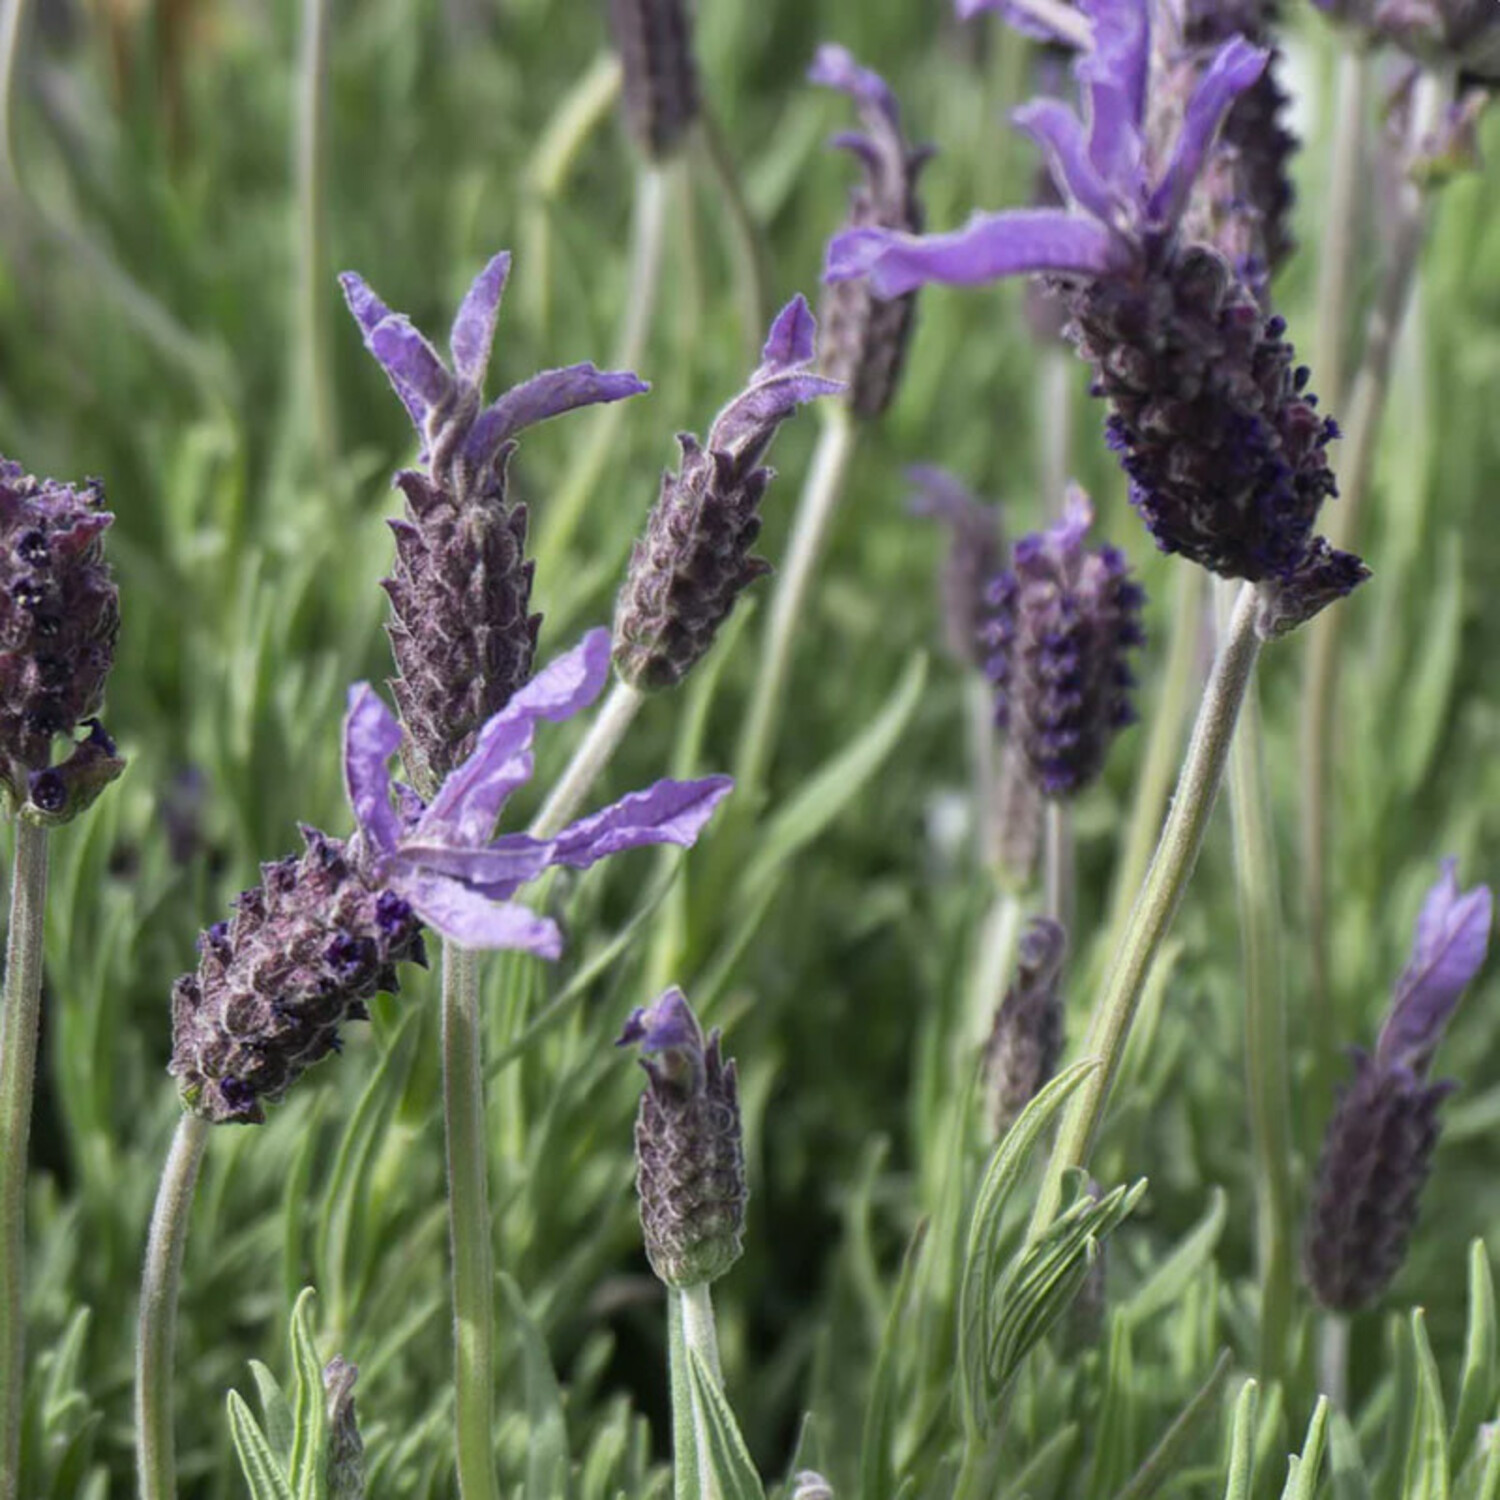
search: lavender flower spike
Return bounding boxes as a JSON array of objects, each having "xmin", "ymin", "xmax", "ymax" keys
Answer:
[
  {"xmin": 618, "ymin": 987, "xmax": 746, "ymax": 1287},
  {"xmin": 342, "ymin": 255, "xmax": 648, "ymax": 789},
  {"xmin": 344, "ymin": 629, "xmax": 734, "ymax": 957},
  {"xmin": 608, "ymin": 0, "xmax": 700, "ymax": 158},
  {"xmin": 907, "ymin": 465, "xmax": 1004, "ymax": 669},
  {"xmin": 0, "ymin": 459, "xmax": 122, "ymax": 815},
  {"xmin": 983, "ymin": 918, "xmax": 1068, "ymax": 1133},
  {"xmin": 981, "ymin": 486, "xmax": 1144, "ymax": 799},
  {"xmin": 613, "ymin": 298, "xmax": 844, "ymax": 690},
  {"xmin": 811, "ymin": 44, "xmax": 933, "ymax": 419},
  {"xmin": 1304, "ymin": 860, "xmax": 1493, "ymax": 1311},
  {"xmin": 826, "ymin": 0, "xmax": 1366, "ymax": 620}
]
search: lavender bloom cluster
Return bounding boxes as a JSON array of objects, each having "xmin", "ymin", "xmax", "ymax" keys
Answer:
[
  {"xmin": 173, "ymin": 631, "xmax": 731, "ymax": 1123},
  {"xmin": 811, "ymin": 45, "xmax": 933, "ymax": 419},
  {"xmin": 341, "ymin": 255, "xmax": 646, "ymax": 791},
  {"xmin": 0, "ymin": 459, "xmax": 121, "ymax": 814},
  {"xmin": 619, "ymin": 987, "xmax": 747, "ymax": 1288},
  {"xmin": 607, "ymin": 0, "xmax": 700, "ymax": 159},
  {"xmin": 613, "ymin": 298, "xmax": 843, "ymax": 690},
  {"xmin": 1304, "ymin": 861, "xmax": 1493, "ymax": 1310},
  {"xmin": 827, "ymin": 0, "xmax": 1367, "ymax": 634},
  {"xmin": 982, "ymin": 489, "xmax": 1144, "ymax": 799}
]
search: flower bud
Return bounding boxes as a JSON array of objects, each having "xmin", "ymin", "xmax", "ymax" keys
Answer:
[
  {"xmin": 618, "ymin": 988, "xmax": 746, "ymax": 1288},
  {"xmin": 982, "ymin": 918, "xmax": 1067, "ymax": 1132}
]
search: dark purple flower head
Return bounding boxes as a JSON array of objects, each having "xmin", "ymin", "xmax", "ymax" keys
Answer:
[
  {"xmin": 341, "ymin": 254, "xmax": 649, "ymax": 790},
  {"xmin": 983, "ymin": 917, "xmax": 1068, "ymax": 1132},
  {"xmin": 811, "ymin": 44, "xmax": 934, "ymax": 418},
  {"xmin": 608, "ymin": 0, "xmax": 700, "ymax": 158},
  {"xmin": 1313, "ymin": 0, "xmax": 1500, "ymax": 78},
  {"xmin": 613, "ymin": 299, "xmax": 844, "ymax": 690},
  {"xmin": 981, "ymin": 487, "xmax": 1144, "ymax": 799},
  {"xmin": 907, "ymin": 465, "xmax": 1005, "ymax": 668},
  {"xmin": 825, "ymin": 0, "xmax": 1364, "ymax": 614},
  {"xmin": 0, "ymin": 460, "xmax": 121, "ymax": 813},
  {"xmin": 1304, "ymin": 860, "xmax": 1493, "ymax": 1310},
  {"xmin": 618, "ymin": 987, "xmax": 746, "ymax": 1287},
  {"xmin": 345, "ymin": 629, "xmax": 734, "ymax": 957},
  {"xmin": 170, "ymin": 827, "xmax": 428, "ymax": 1124}
]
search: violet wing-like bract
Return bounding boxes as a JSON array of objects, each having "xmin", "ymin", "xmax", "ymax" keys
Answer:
[
  {"xmin": 612, "ymin": 297, "xmax": 844, "ymax": 691},
  {"xmin": 1304, "ymin": 860, "xmax": 1493, "ymax": 1311},
  {"xmin": 618, "ymin": 986, "xmax": 747, "ymax": 1288},
  {"xmin": 344, "ymin": 628, "xmax": 734, "ymax": 958},
  {"xmin": 341, "ymin": 254, "xmax": 649, "ymax": 790},
  {"xmin": 825, "ymin": 0, "xmax": 1366, "ymax": 627},
  {"xmin": 809, "ymin": 43, "xmax": 932, "ymax": 419}
]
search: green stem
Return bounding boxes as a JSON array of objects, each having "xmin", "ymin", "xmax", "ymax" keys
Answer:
[
  {"xmin": 0, "ymin": 0, "xmax": 26, "ymax": 194},
  {"xmin": 692, "ymin": 110, "xmax": 771, "ymax": 366},
  {"xmin": 671, "ymin": 1282, "xmax": 723, "ymax": 1499},
  {"xmin": 1039, "ymin": 347, "xmax": 1074, "ymax": 514},
  {"xmin": 442, "ymin": 941, "xmax": 500, "ymax": 1500},
  {"xmin": 736, "ymin": 405, "xmax": 858, "ymax": 809},
  {"xmin": 1043, "ymin": 800, "xmax": 1071, "ymax": 931},
  {"xmin": 294, "ymin": 0, "xmax": 336, "ymax": 473},
  {"xmin": 135, "ymin": 1113, "xmax": 210, "ymax": 1500},
  {"xmin": 534, "ymin": 161, "xmax": 673, "ymax": 572},
  {"xmin": 1029, "ymin": 581, "xmax": 1262, "ymax": 1238},
  {"xmin": 529, "ymin": 679, "xmax": 645, "ymax": 840},
  {"xmin": 1316, "ymin": 1312, "xmax": 1349, "ymax": 1410},
  {"xmin": 1104, "ymin": 564, "xmax": 1206, "ymax": 954},
  {"xmin": 1217, "ymin": 583, "xmax": 1294, "ymax": 1387},
  {"xmin": 1313, "ymin": 49, "xmax": 1370, "ymax": 416},
  {"xmin": 1301, "ymin": 68, "xmax": 1445, "ymax": 1111},
  {"xmin": 0, "ymin": 818, "xmax": 47, "ymax": 1500}
]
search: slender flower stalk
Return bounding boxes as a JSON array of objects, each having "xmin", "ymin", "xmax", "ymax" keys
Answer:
[
  {"xmin": 1301, "ymin": 70, "xmax": 1446, "ymax": 1102},
  {"xmin": 1030, "ymin": 582, "xmax": 1262, "ymax": 1236},
  {"xmin": 0, "ymin": 819, "xmax": 47, "ymax": 1500},
  {"xmin": 1043, "ymin": 801, "xmax": 1072, "ymax": 928},
  {"xmin": 134, "ymin": 1114, "xmax": 210, "ymax": 1500},
  {"xmin": 441, "ymin": 943, "xmax": 497, "ymax": 1500},
  {"xmin": 1217, "ymin": 581, "xmax": 1294, "ymax": 1384},
  {"xmin": 295, "ymin": 0, "xmax": 335, "ymax": 473}
]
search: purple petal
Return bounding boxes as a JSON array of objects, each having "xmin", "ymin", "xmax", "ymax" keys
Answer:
[
  {"xmin": 416, "ymin": 631, "xmax": 613, "ymax": 846},
  {"xmin": 460, "ymin": 365, "xmax": 650, "ymax": 474},
  {"xmin": 956, "ymin": 0, "xmax": 1079, "ymax": 40},
  {"xmin": 710, "ymin": 373, "xmax": 846, "ymax": 457},
  {"xmin": 448, "ymin": 252, "xmax": 512, "ymax": 390},
  {"xmin": 398, "ymin": 871, "xmax": 564, "ymax": 956},
  {"xmin": 1013, "ymin": 99, "xmax": 1121, "ymax": 227},
  {"xmin": 391, "ymin": 832, "xmax": 556, "ymax": 896},
  {"xmin": 756, "ymin": 297, "xmax": 818, "ymax": 379},
  {"xmin": 340, "ymin": 273, "xmax": 430, "ymax": 432},
  {"xmin": 369, "ymin": 319, "xmax": 453, "ymax": 417},
  {"xmin": 826, "ymin": 211, "xmax": 1122, "ymax": 297},
  {"xmin": 343, "ymin": 683, "xmax": 402, "ymax": 855},
  {"xmin": 549, "ymin": 776, "xmax": 734, "ymax": 870},
  {"xmin": 1077, "ymin": 0, "xmax": 1149, "ymax": 188},
  {"xmin": 616, "ymin": 986, "xmax": 705, "ymax": 1055},
  {"xmin": 907, "ymin": 465, "xmax": 987, "ymax": 523},
  {"xmin": 1379, "ymin": 860, "xmax": 1493, "ymax": 1074},
  {"xmin": 809, "ymin": 44, "xmax": 899, "ymax": 124},
  {"xmin": 1147, "ymin": 37, "xmax": 1269, "ymax": 228}
]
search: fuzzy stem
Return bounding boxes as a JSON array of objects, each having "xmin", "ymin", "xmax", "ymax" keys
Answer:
[
  {"xmin": 294, "ymin": 0, "xmax": 336, "ymax": 473},
  {"xmin": 0, "ymin": 0, "xmax": 25, "ymax": 194},
  {"xmin": 736, "ymin": 405, "xmax": 858, "ymax": 809},
  {"xmin": 1217, "ymin": 583, "xmax": 1295, "ymax": 1387},
  {"xmin": 135, "ymin": 1112, "xmax": 210, "ymax": 1500},
  {"xmin": 530, "ymin": 680, "xmax": 646, "ymax": 840},
  {"xmin": 442, "ymin": 941, "xmax": 500, "ymax": 1500},
  {"xmin": 673, "ymin": 1283, "xmax": 724, "ymax": 1499},
  {"xmin": 1043, "ymin": 800, "xmax": 1072, "ymax": 931},
  {"xmin": 1317, "ymin": 1312, "xmax": 1350, "ymax": 1410},
  {"xmin": 0, "ymin": 818, "xmax": 47, "ymax": 1500},
  {"xmin": 1039, "ymin": 347, "xmax": 1074, "ymax": 515},
  {"xmin": 1313, "ymin": 50, "xmax": 1370, "ymax": 415},
  {"xmin": 692, "ymin": 110, "xmax": 772, "ymax": 366},
  {"xmin": 964, "ymin": 885, "xmax": 1025, "ymax": 1058},
  {"xmin": 1030, "ymin": 581, "xmax": 1262, "ymax": 1238},
  {"xmin": 535, "ymin": 162, "xmax": 672, "ymax": 570},
  {"xmin": 1301, "ymin": 69, "xmax": 1444, "ymax": 1111},
  {"xmin": 1104, "ymin": 564, "xmax": 1205, "ymax": 953}
]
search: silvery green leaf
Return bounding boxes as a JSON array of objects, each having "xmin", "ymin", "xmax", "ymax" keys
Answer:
[
  {"xmin": 248, "ymin": 1361, "xmax": 294, "ymax": 1466},
  {"xmin": 1087, "ymin": 1314, "xmax": 1137, "ymax": 1495},
  {"xmin": 686, "ymin": 1349, "xmax": 766, "ymax": 1500},
  {"xmin": 1453, "ymin": 1243, "xmax": 1498, "ymax": 1478},
  {"xmin": 1113, "ymin": 1349, "xmax": 1232, "ymax": 1500},
  {"xmin": 1330, "ymin": 1411, "xmax": 1373, "ymax": 1500},
  {"xmin": 860, "ymin": 1220, "xmax": 927, "ymax": 1500},
  {"xmin": 1223, "ymin": 1380, "xmax": 1259, "ymax": 1500},
  {"xmin": 1281, "ymin": 1397, "xmax": 1330, "ymax": 1500},
  {"xmin": 228, "ymin": 1390, "xmax": 297, "ymax": 1500},
  {"xmin": 499, "ymin": 1274, "xmax": 569, "ymax": 1500},
  {"xmin": 289, "ymin": 1289, "xmax": 329, "ymax": 1500},
  {"xmin": 1404, "ymin": 1312, "xmax": 1451, "ymax": 1500},
  {"xmin": 1122, "ymin": 1188, "xmax": 1227, "ymax": 1330}
]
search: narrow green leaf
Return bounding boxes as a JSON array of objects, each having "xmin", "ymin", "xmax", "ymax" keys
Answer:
[
  {"xmin": 994, "ymin": 1424, "xmax": 1079, "ymax": 1500},
  {"xmin": 228, "ymin": 1391, "xmax": 297, "ymax": 1500},
  {"xmin": 1122, "ymin": 1189, "xmax": 1227, "ymax": 1329},
  {"xmin": 1453, "ymin": 1242, "xmax": 1497, "ymax": 1478},
  {"xmin": 1223, "ymin": 1380, "xmax": 1259, "ymax": 1500},
  {"xmin": 1113, "ymin": 1349, "xmax": 1232, "ymax": 1500},
  {"xmin": 1397, "ymin": 532, "xmax": 1463, "ymax": 794},
  {"xmin": 1330, "ymin": 1411, "xmax": 1373, "ymax": 1500},
  {"xmin": 686, "ymin": 1349, "xmax": 767, "ymax": 1500},
  {"xmin": 1088, "ymin": 1314, "xmax": 1137, "ymax": 1496},
  {"xmin": 499, "ymin": 1274, "xmax": 569, "ymax": 1500},
  {"xmin": 288, "ymin": 1288, "xmax": 329, "ymax": 1500},
  {"xmin": 860, "ymin": 1221, "xmax": 927, "ymax": 1500},
  {"xmin": 957, "ymin": 1058, "xmax": 1097, "ymax": 1439},
  {"xmin": 1404, "ymin": 1311, "xmax": 1450, "ymax": 1500},
  {"xmin": 741, "ymin": 653, "xmax": 927, "ymax": 899},
  {"xmin": 1282, "ymin": 1397, "xmax": 1330, "ymax": 1500},
  {"xmin": 248, "ymin": 1360, "xmax": 294, "ymax": 1467}
]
